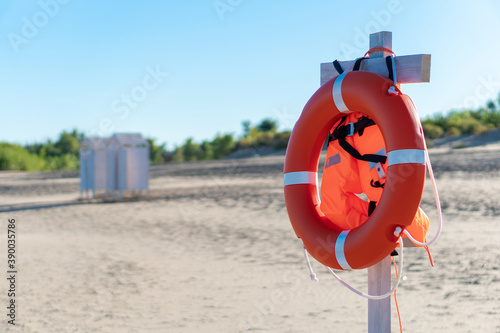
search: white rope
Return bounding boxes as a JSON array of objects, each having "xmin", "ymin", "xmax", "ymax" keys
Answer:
[
  {"xmin": 327, "ymin": 238, "xmax": 403, "ymax": 300},
  {"xmin": 303, "ymin": 245, "xmax": 319, "ymax": 282},
  {"xmin": 403, "ymin": 136, "xmax": 443, "ymax": 247},
  {"xmin": 303, "ymin": 238, "xmax": 404, "ymax": 300}
]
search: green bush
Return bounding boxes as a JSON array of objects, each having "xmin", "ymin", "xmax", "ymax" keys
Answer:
[
  {"xmin": 257, "ymin": 118, "xmax": 278, "ymax": 132},
  {"xmin": 147, "ymin": 138, "xmax": 167, "ymax": 163},
  {"xmin": 44, "ymin": 154, "xmax": 79, "ymax": 171},
  {"xmin": 55, "ymin": 131, "xmax": 81, "ymax": 156},
  {"xmin": 181, "ymin": 138, "xmax": 202, "ymax": 161},
  {"xmin": 173, "ymin": 146, "xmax": 185, "ymax": 162},
  {"xmin": 22, "ymin": 129, "xmax": 83, "ymax": 171},
  {"xmin": 237, "ymin": 128, "xmax": 275, "ymax": 148},
  {"xmin": 171, "ymin": 118, "xmax": 288, "ymax": 161},
  {"xmin": 273, "ymin": 131, "xmax": 291, "ymax": 149},
  {"xmin": 200, "ymin": 141, "xmax": 215, "ymax": 160},
  {"xmin": 212, "ymin": 134, "xmax": 235, "ymax": 159},
  {"xmin": 446, "ymin": 127, "xmax": 461, "ymax": 136},
  {"xmin": 422, "ymin": 92, "xmax": 500, "ymax": 140},
  {"xmin": 0, "ymin": 143, "xmax": 45, "ymax": 171},
  {"xmin": 422, "ymin": 122, "xmax": 444, "ymax": 139}
]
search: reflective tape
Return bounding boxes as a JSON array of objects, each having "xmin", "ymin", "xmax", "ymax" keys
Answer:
[
  {"xmin": 325, "ymin": 153, "xmax": 341, "ymax": 169},
  {"xmin": 368, "ymin": 148, "xmax": 387, "ymax": 169},
  {"xmin": 387, "ymin": 149, "xmax": 426, "ymax": 166},
  {"xmin": 283, "ymin": 171, "xmax": 317, "ymax": 186},
  {"xmin": 332, "ymin": 73, "xmax": 351, "ymax": 113},
  {"xmin": 335, "ymin": 230, "xmax": 352, "ymax": 270}
]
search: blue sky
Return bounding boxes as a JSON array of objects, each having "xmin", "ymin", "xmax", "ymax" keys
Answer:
[{"xmin": 1, "ymin": 0, "xmax": 499, "ymax": 149}]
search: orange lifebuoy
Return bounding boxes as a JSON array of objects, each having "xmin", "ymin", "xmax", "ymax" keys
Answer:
[{"xmin": 284, "ymin": 71, "xmax": 426, "ymax": 270}]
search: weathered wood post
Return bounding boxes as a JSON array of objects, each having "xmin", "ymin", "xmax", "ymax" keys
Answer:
[
  {"xmin": 319, "ymin": 31, "xmax": 431, "ymax": 333},
  {"xmin": 366, "ymin": 31, "xmax": 393, "ymax": 333}
]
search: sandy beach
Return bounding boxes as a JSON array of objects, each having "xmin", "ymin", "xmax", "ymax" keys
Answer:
[{"xmin": 0, "ymin": 145, "xmax": 499, "ymax": 332}]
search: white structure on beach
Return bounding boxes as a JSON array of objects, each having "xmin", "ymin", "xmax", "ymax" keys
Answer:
[
  {"xmin": 79, "ymin": 133, "xmax": 150, "ymax": 200},
  {"xmin": 80, "ymin": 137, "xmax": 108, "ymax": 199},
  {"xmin": 106, "ymin": 133, "xmax": 150, "ymax": 200}
]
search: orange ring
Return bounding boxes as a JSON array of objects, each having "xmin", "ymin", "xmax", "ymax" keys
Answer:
[
  {"xmin": 284, "ymin": 71, "xmax": 426, "ymax": 270},
  {"xmin": 364, "ymin": 47, "xmax": 395, "ymax": 57}
]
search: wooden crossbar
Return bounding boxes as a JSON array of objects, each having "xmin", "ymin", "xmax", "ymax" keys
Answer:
[{"xmin": 320, "ymin": 54, "xmax": 431, "ymax": 86}]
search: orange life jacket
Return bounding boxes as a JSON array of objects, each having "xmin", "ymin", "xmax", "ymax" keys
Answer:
[{"xmin": 320, "ymin": 112, "xmax": 430, "ymax": 246}]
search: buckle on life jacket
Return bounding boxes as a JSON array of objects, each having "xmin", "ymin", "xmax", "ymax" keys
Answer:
[
  {"xmin": 329, "ymin": 116, "xmax": 376, "ymax": 143},
  {"xmin": 346, "ymin": 122, "xmax": 354, "ymax": 137},
  {"xmin": 374, "ymin": 162, "xmax": 386, "ymax": 179},
  {"xmin": 368, "ymin": 149, "xmax": 387, "ymax": 183}
]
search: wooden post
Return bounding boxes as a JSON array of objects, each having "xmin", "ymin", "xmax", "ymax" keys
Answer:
[
  {"xmin": 368, "ymin": 256, "xmax": 392, "ymax": 333},
  {"xmin": 369, "ymin": 31, "xmax": 392, "ymax": 57},
  {"xmin": 368, "ymin": 255, "xmax": 392, "ymax": 331},
  {"xmin": 367, "ymin": 31, "xmax": 392, "ymax": 333},
  {"xmin": 319, "ymin": 31, "xmax": 431, "ymax": 332}
]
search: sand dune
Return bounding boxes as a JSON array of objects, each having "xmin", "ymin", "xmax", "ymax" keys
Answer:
[{"xmin": 0, "ymin": 146, "xmax": 499, "ymax": 332}]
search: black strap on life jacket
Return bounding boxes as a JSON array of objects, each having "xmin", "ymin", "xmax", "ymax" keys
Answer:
[
  {"xmin": 368, "ymin": 201, "xmax": 377, "ymax": 216},
  {"xmin": 385, "ymin": 55, "xmax": 395, "ymax": 82},
  {"xmin": 332, "ymin": 57, "xmax": 367, "ymax": 75},
  {"xmin": 353, "ymin": 57, "xmax": 367, "ymax": 71},
  {"xmin": 333, "ymin": 60, "xmax": 343, "ymax": 74},
  {"xmin": 332, "ymin": 55, "xmax": 395, "ymax": 81},
  {"xmin": 338, "ymin": 138, "xmax": 387, "ymax": 164},
  {"xmin": 328, "ymin": 116, "xmax": 387, "ymax": 164},
  {"xmin": 329, "ymin": 116, "xmax": 376, "ymax": 142}
]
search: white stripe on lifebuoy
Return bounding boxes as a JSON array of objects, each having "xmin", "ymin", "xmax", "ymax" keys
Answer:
[
  {"xmin": 284, "ymin": 171, "xmax": 317, "ymax": 186},
  {"xmin": 332, "ymin": 73, "xmax": 351, "ymax": 113},
  {"xmin": 335, "ymin": 230, "xmax": 352, "ymax": 270},
  {"xmin": 387, "ymin": 149, "xmax": 426, "ymax": 166}
]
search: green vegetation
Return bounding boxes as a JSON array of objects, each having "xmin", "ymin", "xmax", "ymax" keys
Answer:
[
  {"xmin": 24, "ymin": 129, "xmax": 82, "ymax": 171},
  {"xmin": 422, "ymin": 94, "xmax": 500, "ymax": 139},
  {"xmin": 171, "ymin": 118, "xmax": 291, "ymax": 162},
  {"xmin": 0, "ymin": 143, "xmax": 45, "ymax": 171},
  {"xmin": 1, "ymin": 130, "xmax": 83, "ymax": 172},
  {"xmin": 147, "ymin": 138, "xmax": 167, "ymax": 164},
  {"xmin": 0, "ymin": 130, "xmax": 168, "ymax": 172}
]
